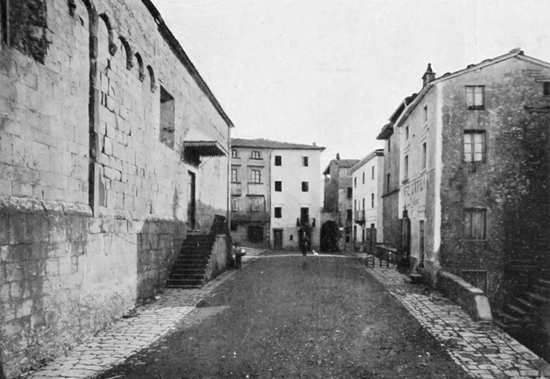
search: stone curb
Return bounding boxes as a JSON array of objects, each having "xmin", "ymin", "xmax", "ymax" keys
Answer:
[{"xmin": 364, "ymin": 258, "xmax": 550, "ymax": 379}]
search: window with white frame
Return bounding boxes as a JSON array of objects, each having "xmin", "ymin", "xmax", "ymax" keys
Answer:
[
  {"xmin": 249, "ymin": 168, "xmax": 262, "ymax": 183},
  {"xmin": 231, "ymin": 167, "xmax": 239, "ymax": 183},
  {"xmin": 466, "ymin": 86, "xmax": 485, "ymax": 110},
  {"xmin": 464, "ymin": 131, "xmax": 486, "ymax": 162}
]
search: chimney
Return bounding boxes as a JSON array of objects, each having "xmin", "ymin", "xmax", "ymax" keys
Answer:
[
  {"xmin": 336, "ymin": 153, "xmax": 340, "ymax": 160},
  {"xmin": 422, "ymin": 63, "xmax": 435, "ymax": 87}
]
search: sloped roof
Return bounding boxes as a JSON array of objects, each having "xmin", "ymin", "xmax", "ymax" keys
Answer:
[
  {"xmin": 394, "ymin": 48, "xmax": 550, "ymax": 127},
  {"xmin": 231, "ymin": 138, "xmax": 325, "ymax": 151},
  {"xmin": 351, "ymin": 149, "xmax": 384, "ymax": 173},
  {"xmin": 322, "ymin": 159, "xmax": 360, "ymax": 175},
  {"xmin": 141, "ymin": 0, "xmax": 233, "ymax": 128}
]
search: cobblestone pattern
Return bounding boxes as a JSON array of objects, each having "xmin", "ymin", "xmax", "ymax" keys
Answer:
[
  {"xmin": 25, "ymin": 268, "xmax": 240, "ymax": 378},
  {"xmin": 366, "ymin": 258, "xmax": 550, "ymax": 379}
]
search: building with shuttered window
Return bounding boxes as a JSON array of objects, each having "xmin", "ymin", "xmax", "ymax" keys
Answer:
[{"xmin": 230, "ymin": 138, "xmax": 324, "ymax": 249}]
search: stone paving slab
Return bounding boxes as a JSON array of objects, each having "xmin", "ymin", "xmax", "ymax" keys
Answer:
[
  {"xmin": 25, "ymin": 268, "xmax": 241, "ymax": 379},
  {"xmin": 365, "ymin": 257, "xmax": 550, "ymax": 379}
]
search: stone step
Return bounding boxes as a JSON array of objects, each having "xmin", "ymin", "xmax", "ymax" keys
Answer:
[
  {"xmin": 494, "ymin": 318, "xmax": 522, "ymax": 330},
  {"xmin": 166, "ymin": 283, "xmax": 202, "ymax": 289},
  {"xmin": 505, "ymin": 303, "xmax": 528, "ymax": 317},
  {"xmin": 170, "ymin": 268, "xmax": 206, "ymax": 274},
  {"xmin": 515, "ymin": 297, "xmax": 536, "ymax": 309},
  {"xmin": 497, "ymin": 311, "xmax": 522, "ymax": 323},
  {"xmin": 533, "ymin": 284, "xmax": 550, "ymax": 296},
  {"xmin": 527, "ymin": 292, "xmax": 550, "ymax": 303},
  {"xmin": 169, "ymin": 273, "xmax": 204, "ymax": 280},
  {"xmin": 172, "ymin": 264, "xmax": 207, "ymax": 270},
  {"xmin": 166, "ymin": 278, "xmax": 203, "ymax": 287}
]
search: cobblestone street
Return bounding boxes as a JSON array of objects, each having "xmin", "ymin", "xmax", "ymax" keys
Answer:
[
  {"xmin": 24, "ymin": 253, "xmax": 549, "ymax": 378},
  {"xmin": 366, "ymin": 257, "xmax": 550, "ymax": 379}
]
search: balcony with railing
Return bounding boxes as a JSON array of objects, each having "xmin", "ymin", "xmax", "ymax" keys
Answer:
[
  {"xmin": 354, "ymin": 210, "xmax": 365, "ymax": 225},
  {"xmin": 231, "ymin": 197, "xmax": 269, "ymax": 223},
  {"xmin": 247, "ymin": 182, "xmax": 266, "ymax": 195},
  {"xmin": 231, "ymin": 183, "xmax": 243, "ymax": 196}
]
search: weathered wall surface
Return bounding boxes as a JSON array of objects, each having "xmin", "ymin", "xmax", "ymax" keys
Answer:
[
  {"xmin": 397, "ymin": 89, "xmax": 437, "ymax": 270},
  {"xmin": 439, "ymin": 57, "xmax": 550, "ymax": 304},
  {"xmin": 204, "ymin": 234, "xmax": 229, "ymax": 280},
  {"xmin": 0, "ymin": 0, "xmax": 230, "ymax": 376},
  {"xmin": 381, "ymin": 129, "xmax": 401, "ymax": 248},
  {"xmin": 230, "ymin": 146, "xmax": 271, "ymax": 246}
]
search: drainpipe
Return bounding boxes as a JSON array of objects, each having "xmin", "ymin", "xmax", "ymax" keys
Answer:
[{"xmin": 226, "ymin": 126, "xmax": 231, "ymax": 238}]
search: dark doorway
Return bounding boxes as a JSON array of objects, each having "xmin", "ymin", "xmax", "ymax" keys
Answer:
[
  {"xmin": 321, "ymin": 221, "xmax": 339, "ymax": 252},
  {"xmin": 300, "ymin": 207, "xmax": 309, "ymax": 225},
  {"xmin": 248, "ymin": 225, "xmax": 264, "ymax": 243},
  {"xmin": 273, "ymin": 229, "xmax": 283, "ymax": 249},
  {"xmin": 188, "ymin": 171, "xmax": 196, "ymax": 229},
  {"xmin": 419, "ymin": 220, "xmax": 425, "ymax": 268}
]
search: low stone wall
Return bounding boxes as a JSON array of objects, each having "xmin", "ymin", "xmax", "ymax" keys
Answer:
[
  {"xmin": 436, "ymin": 271, "xmax": 492, "ymax": 321},
  {"xmin": 0, "ymin": 198, "xmax": 186, "ymax": 378},
  {"xmin": 205, "ymin": 235, "xmax": 230, "ymax": 281}
]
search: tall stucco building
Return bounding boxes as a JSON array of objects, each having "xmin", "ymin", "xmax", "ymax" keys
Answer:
[
  {"xmin": 0, "ymin": 1, "xmax": 232, "ymax": 376},
  {"xmin": 391, "ymin": 49, "xmax": 550, "ymax": 358},
  {"xmin": 350, "ymin": 149, "xmax": 384, "ymax": 251},
  {"xmin": 321, "ymin": 155, "xmax": 359, "ymax": 250},
  {"xmin": 230, "ymin": 138, "xmax": 324, "ymax": 250}
]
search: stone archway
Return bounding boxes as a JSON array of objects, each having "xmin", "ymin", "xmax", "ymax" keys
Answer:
[{"xmin": 321, "ymin": 220, "xmax": 339, "ymax": 252}]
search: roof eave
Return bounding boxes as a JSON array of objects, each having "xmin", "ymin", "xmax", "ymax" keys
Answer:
[{"xmin": 141, "ymin": 0, "xmax": 234, "ymax": 129}]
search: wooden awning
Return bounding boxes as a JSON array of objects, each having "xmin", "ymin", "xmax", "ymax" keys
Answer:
[{"xmin": 183, "ymin": 140, "xmax": 227, "ymax": 156}]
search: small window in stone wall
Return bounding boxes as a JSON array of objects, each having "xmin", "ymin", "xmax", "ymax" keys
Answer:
[
  {"xmin": 543, "ymin": 82, "xmax": 550, "ymax": 96},
  {"xmin": 274, "ymin": 207, "xmax": 282, "ymax": 218},
  {"xmin": 159, "ymin": 86, "xmax": 175, "ymax": 149},
  {"xmin": 465, "ymin": 85, "xmax": 485, "ymax": 110},
  {"xmin": 274, "ymin": 155, "xmax": 282, "ymax": 166},
  {"xmin": 464, "ymin": 208, "xmax": 486, "ymax": 240}
]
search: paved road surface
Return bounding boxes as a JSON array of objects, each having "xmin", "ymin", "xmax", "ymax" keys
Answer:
[{"xmin": 99, "ymin": 255, "xmax": 467, "ymax": 378}]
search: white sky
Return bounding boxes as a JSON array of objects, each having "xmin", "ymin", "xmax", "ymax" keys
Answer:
[{"xmin": 154, "ymin": 0, "xmax": 550, "ymax": 170}]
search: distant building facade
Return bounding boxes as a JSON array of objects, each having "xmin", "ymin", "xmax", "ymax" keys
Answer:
[
  {"xmin": 350, "ymin": 149, "xmax": 384, "ymax": 251},
  {"xmin": 322, "ymin": 155, "xmax": 359, "ymax": 250},
  {"xmin": 230, "ymin": 139, "xmax": 324, "ymax": 250}
]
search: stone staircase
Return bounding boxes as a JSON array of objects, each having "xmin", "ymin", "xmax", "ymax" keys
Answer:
[
  {"xmin": 495, "ymin": 262, "xmax": 550, "ymax": 361},
  {"xmin": 166, "ymin": 233, "xmax": 214, "ymax": 289},
  {"xmin": 166, "ymin": 216, "xmax": 227, "ymax": 289}
]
